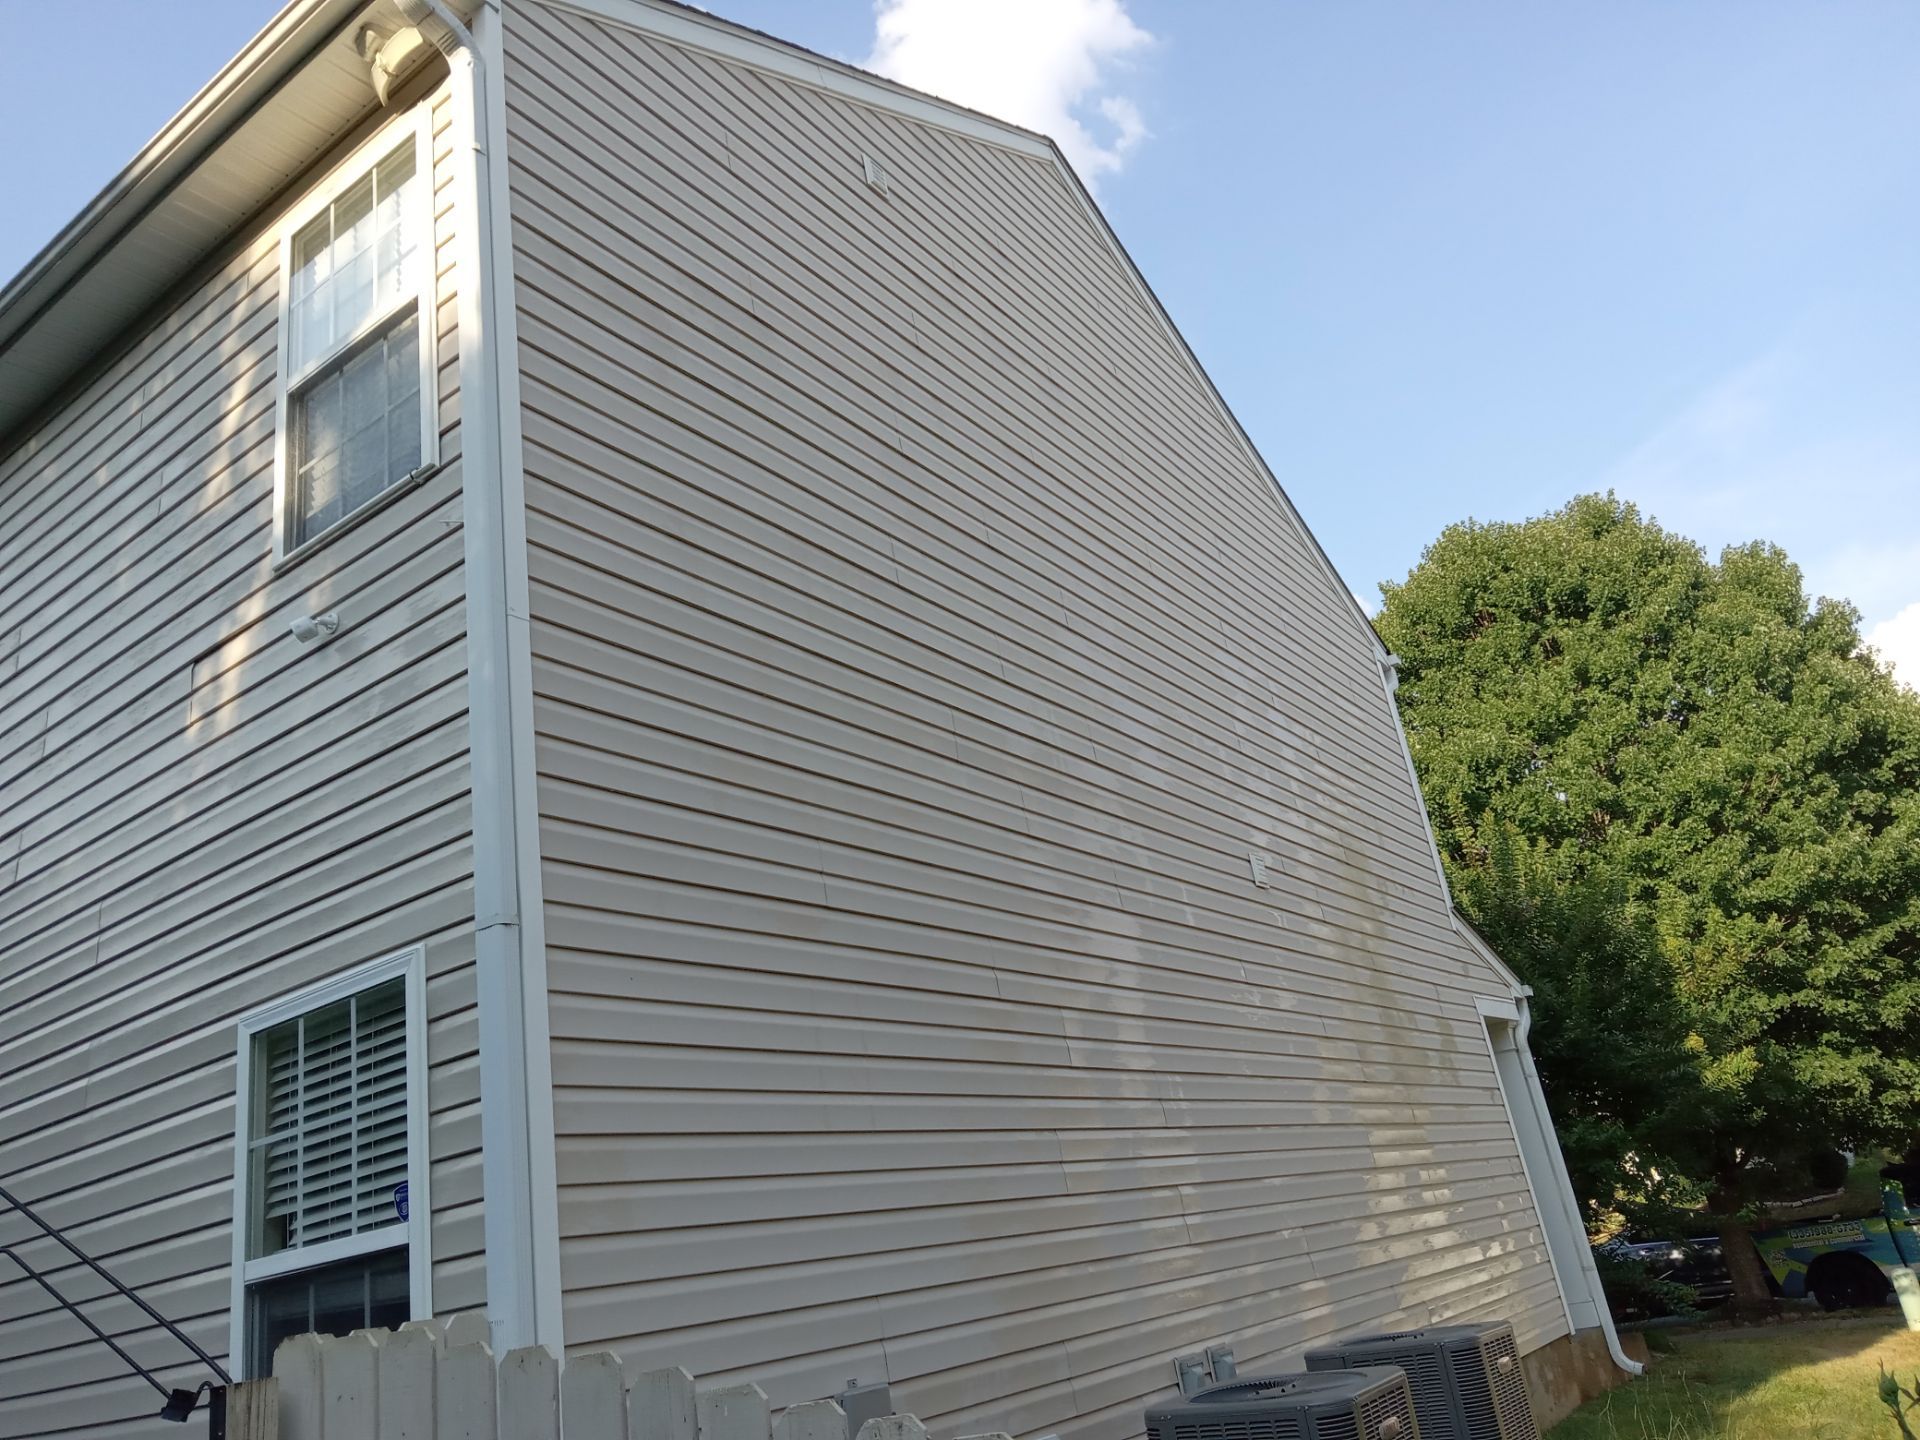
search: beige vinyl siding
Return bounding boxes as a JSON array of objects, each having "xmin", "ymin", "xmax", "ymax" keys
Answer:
[
  {"xmin": 504, "ymin": 5, "xmax": 1566, "ymax": 1438},
  {"xmin": 0, "ymin": 84, "xmax": 481, "ymax": 1439}
]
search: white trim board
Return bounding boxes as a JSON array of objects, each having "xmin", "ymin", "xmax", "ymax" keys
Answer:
[
  {"xmin": 441, "ymin": 0, "xmax": 567, "ymax": 1354},
  {"xmin": 480, "ymin": 0, "xmax": 567, "ymax": 1353},
  {"xmin": 534, "ymin": 0, "xmax": 1054, "ymax": 161}
]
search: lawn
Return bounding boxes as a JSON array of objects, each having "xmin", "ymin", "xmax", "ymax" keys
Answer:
[{"xmin": 1547, "ymin": 1319, "xmax": 1920, "ymax": 1439}]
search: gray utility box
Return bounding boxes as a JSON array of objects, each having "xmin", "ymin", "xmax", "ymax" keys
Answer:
[
  {"xmin": 1305, "ymin": 1322, "xmax": 1536, "ymax": 1440},
  {"xmin": 1146, "ymin": 1369, "xmax": 1418, "ymax": 1440}
]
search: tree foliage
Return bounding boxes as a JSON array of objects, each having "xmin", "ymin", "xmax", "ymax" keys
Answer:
[
  {"xmin": 1452, "ymin": 833, "xmax": 1708, "ymax": 1226},
  {"xmin": 1378, "ymin": 494, "xmax": 1920, "ymax": 1278}
]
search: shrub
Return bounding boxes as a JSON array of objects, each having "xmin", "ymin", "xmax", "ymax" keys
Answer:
[{"xmin": 1593, "ymin": 1247, "xmax": 1702, "ymax": 1322}]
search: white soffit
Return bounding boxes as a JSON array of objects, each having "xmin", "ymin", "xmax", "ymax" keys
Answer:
[{"xmin": 0, "ymin": 0, "xmax": 444, "ymax": 446}]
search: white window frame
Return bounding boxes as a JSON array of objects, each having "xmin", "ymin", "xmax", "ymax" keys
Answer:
[
  {"xmin": 228, "ymin": 946, "xmax": 433, "ymax": 1378},
  {"xmin": 271, "ymin": 107, "xmax": 439, "ymax": 567}
]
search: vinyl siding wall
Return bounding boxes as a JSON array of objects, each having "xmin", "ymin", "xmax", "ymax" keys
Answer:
[
  {"xmin": 0, "ymin": 83, "xmax": 484, "ymax": 1439},
  {"xmin": 502, "ymin": 6, "xmax": 1568, "ymax": 1437}
]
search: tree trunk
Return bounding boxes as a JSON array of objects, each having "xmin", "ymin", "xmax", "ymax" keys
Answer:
[{"xmin": 1715, "ymin": 1213, "xmax": 1780, "ymax": 1319}]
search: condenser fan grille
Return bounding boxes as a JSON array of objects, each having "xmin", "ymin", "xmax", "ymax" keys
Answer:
[{"xmin": 1170, "ymin": 1419, "xmax": 1305, "ymax": 1440}]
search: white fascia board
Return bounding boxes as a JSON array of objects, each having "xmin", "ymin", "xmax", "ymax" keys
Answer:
[
  {"xmin": 535, "ymin": 0, "xmax": 1053, "ymax": 161},
  {"xmin": 0, "ymin": 0, "xmax": 359, "ymax": 334},
  {"xmin": 1033, "ymin": 107, "xmax": 1515, "ymax": 989},
  {"xmin": 1455, "ymin": 912, "xmax": 1531, "ymax": 998}
]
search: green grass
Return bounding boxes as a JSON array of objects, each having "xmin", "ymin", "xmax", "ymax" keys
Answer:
[{"xmin": 1546, "ymin": 1320, "xmax": 1920, "ymax": 1439}]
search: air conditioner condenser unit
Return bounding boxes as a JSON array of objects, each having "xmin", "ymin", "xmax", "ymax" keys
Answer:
[
  {"xmin": 1304, "ymin": 1322, "xmax": 1535, "ymax": 1440},
  {"xmin": 1145, "ymin": 1369, "xmax": 1419, "ymax": 1440}
]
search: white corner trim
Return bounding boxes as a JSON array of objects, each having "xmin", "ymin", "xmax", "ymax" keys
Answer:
[
  {"xmin": 534, "ymin": 0, "xmax": 1053, "ymax": 161},
  {"xmin": 226, "ymin": 945, "xmax": 433, "ymax": 1379},
  {"xmin": 429, "ymin": 0, "xmax": 565, "ymax": 1354},
  {"xmin": 1509, "ymin": 998, "xmax": 1644, "ymax": 1374},
  {"xmin": 475, "ymin": 0, "xmax": 566, "ymax": 1353}
]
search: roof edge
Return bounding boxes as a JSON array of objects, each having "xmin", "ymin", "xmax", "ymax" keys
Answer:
[
  {"xmin": 1452, "ymin": 907, "xmax": 1531, "ymax": 997},
  {"xmin": 0, "ymin": 0, "xmax": 432, "ymax": 352},
  {"xmin": 537, "ymin": 0, "xmax": 1055, "ymax": 161}
]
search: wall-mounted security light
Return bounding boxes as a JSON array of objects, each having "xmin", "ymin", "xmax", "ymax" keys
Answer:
[{"xmin": 290, "ymin": 612, "xmax": 341, "ymax": 646}]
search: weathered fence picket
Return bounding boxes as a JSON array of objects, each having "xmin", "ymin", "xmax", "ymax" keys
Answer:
[
  {"xmin": 560, "ymin": 1352, "xmax": 626, "ymax": 1440},
  {"xmin": 248, "ymin": 1316, "xmax": 942, "ymax": 1440}
]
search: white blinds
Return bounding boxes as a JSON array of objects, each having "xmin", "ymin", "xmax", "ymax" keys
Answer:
[{"xmin": 250, "ymin": 978, "xmax": 410, "ymax": 1256}]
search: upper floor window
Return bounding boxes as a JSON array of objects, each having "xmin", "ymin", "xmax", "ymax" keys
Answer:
[{"xmin": 276, "ymin": 115, "xmax": 436, "ymax": 558}]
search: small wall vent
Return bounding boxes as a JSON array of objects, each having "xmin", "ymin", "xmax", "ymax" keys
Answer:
[{"xmin": 861, "ymin": 153, "xmax": 892, "ymax": 195}]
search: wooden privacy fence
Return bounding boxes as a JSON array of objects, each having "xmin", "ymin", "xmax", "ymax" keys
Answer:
[{"xmin": 228, "ymin": 1313, "xmax": 1009, "ymax": 1440}]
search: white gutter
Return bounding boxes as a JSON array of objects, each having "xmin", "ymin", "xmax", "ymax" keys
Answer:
[
  {"xmin": 0, "ymin": 0, "xmax": 357, "ymax": 332},
  {"xmin": 398, "ymin": 0, "xmax": 564, "ymax": 1355},
  {"xmin": 1514, "ymin": 995, "xmax": 1643, "ymax": 1376}
]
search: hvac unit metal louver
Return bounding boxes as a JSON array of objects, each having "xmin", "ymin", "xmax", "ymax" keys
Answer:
[
  {"xmin": 1145, "ymin": 1370, "xmax": 1420, "ymax": 1440},
  {"xmin": 1304, "ymin": 1322, "xmax": 1536, "ymax": 1440}
]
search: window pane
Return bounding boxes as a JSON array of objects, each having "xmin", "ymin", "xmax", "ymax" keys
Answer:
[
  {"xmin": 285, "ymin": 138, "xmax": 418, "ymax": 383},
  {"xmin": 327, "ymin": 173, "xmax": 379, "ymax": 349},
  {"xmin": 373, "ymin": 146, "xmax": 419, "ymax": 314},
  {"xmin": 309, "ymin": 1263, "xmax": 370, "ymax": 1340},
  {"xmin": 287, "ymin": 214, "xmax": 334, "ymax": 374},
  {"xmin": 248, "ymin": 978, "xmax": 410, "ymax": 1257},
  {"xmin": 249, "ymin": 1273, "xmax": 314, "ymax": 1379},
  {"xmin": 248, "ymin": 1248, "xmax": 408, "ymax": 1378},
  {"xmin": 288, "ymin": 310, "xmax": 420, "ymax": 550}
]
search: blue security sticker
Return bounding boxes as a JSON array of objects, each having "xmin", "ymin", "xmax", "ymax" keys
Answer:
[{"xmin": 394, "ymin": 1181, "xmax": 410, "ymax": 1221}]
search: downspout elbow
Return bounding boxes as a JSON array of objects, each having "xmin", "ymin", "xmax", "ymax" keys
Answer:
[{"xmin": 1515, "ymin": 996, "xmax": 1644, "ymax": 1376}]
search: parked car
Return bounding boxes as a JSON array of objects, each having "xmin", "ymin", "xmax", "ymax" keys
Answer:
[{"xmin": 1596, "ymin": 1235, "xmax": 1733, "ymax": 1309}]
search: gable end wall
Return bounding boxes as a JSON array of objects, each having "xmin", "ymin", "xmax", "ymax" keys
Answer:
[{"xmin": 501, "ymin": 5, "xmax": 1566, "ymax": 1437}]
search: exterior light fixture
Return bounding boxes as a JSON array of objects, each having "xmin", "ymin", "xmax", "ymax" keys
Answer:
[{"xmin": 289, "ymin": 611, "xmax": 341, "ymax": 646}]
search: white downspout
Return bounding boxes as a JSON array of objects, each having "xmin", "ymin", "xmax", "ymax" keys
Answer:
[
  {"xmin": 1515, "ymin": 995, "xmax": 1643, "ymax": 1375},
  {"xmin": 398, "ymin": 0, "xmax": 563, "ymax": 1357}
]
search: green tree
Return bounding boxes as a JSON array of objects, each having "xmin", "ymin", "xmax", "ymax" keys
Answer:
[
  {"xmin": 1378, "ymin": 493, "xmax": 1920, "ymax": 1312},
  {"xmin": 1453, "ymin": 832, "xmax": 1709, "ymax": 1226}
]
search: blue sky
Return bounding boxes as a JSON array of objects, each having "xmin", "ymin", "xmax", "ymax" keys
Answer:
[{"xmin": 4, "ymin": 0, "xmax": 1916, "ymax": 676}]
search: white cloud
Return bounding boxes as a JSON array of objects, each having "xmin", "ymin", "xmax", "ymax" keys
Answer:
[
  {"xmin": 1865, "ymin": 602, "xmax": 1920, "ymax": 691},
  {"xmin": 863, "ymin": 0, "xmax": 1153, "ymax": 185}
]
